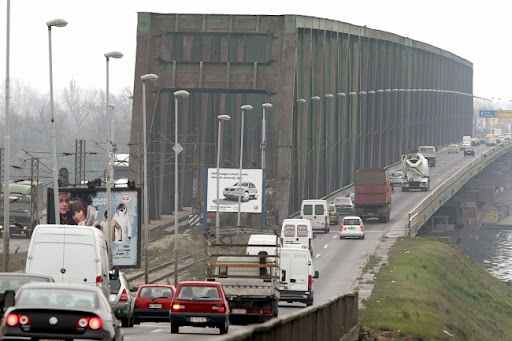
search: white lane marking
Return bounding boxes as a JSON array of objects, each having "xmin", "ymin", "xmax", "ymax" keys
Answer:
[
  {"xmin": 332, "ymin": 235, "xmax": 337, "ymax": 239},
  {"xmin": 315, "ymin": 254, "xmax": 321, "ymax": 258},
  {"xmin": 151, "ymin": 329, "xmax": 164, "ymax": 333},
  {"xmin": 323, "ymin": 244, "xmax": 328, "ymax": 249}
]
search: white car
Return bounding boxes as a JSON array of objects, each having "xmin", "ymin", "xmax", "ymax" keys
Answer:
[
  {"xmin": 339, "ymin": 216, "xmax": 365, "ymax": 239},
  {"xmin": 223, "ymin": 182, "xmax": 258, "ymax": 202}
]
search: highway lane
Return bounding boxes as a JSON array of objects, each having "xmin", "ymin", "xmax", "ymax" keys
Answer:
[{"xmin": 3, "ymin": 144, "xmax": 493, "ymax": 340}]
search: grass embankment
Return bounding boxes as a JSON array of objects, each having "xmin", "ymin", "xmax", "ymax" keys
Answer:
[{"xmin": 359, "ymin": 237, "xmax": 512, "ymax": 340}]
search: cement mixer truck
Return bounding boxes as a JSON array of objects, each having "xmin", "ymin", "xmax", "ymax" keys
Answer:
[{"xmin": 401, "ymin": 151, "xmax": 430, "ymax": 192}]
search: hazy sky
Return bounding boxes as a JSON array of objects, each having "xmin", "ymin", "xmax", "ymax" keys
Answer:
[{"xmin": 0, "ymin": 0, "xmax": 510, "ymax": 102}]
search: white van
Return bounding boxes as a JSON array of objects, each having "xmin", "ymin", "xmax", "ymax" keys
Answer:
[
  {"xmin": 280, "ymin": 219, "xmax": 313, "ymax": 255},
  {"xmin": 300, "ymin": 199, "xmax": 329, "ymax": 233},
  {"xmin": 279, "ymin": 245, "xmax": 319, "ymax": 306},
  {"xmin": 246, "ymin": 234, "xmax": 280, "ymax": 256},
  {"xmin": 25, "ymin": 224, "xmax": 115, "ymax": 299}
]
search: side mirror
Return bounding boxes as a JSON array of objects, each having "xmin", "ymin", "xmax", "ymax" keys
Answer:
[
  {"xmin": 109, "ymin": 267, "xmax": 120, "ymax": 280},
  {"xmin": 314, "ymin": 271, "xmax": 319, "ymax": 279},
  {"xmin": 3, "ymin": 290, "xmax": 15, "ymax": 308},
  {"xmin": 281, "ymin": 269, "xmax": 286, "ymax": 282}
]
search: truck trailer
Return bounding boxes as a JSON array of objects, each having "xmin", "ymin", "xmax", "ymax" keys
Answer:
[{"xmin": 353, "ymin": 168, "xmax": 392, "ymax": 223}]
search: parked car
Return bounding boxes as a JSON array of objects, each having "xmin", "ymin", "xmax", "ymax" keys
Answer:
[
  {"xmin": 339, "ymin": 216, "xmax": 365, "ymax": 239},
  {"xmin": 223, "ymin": 182, "xmax": 258, "ymax": 202},
  {"xmin": 0, "ymin": 222, "xmax": 31, "ymax": 239},
  {"xmin": 110, "ymin": 272, "xmax": 135, "ymax": 327},
  {"xmin": 0, "ymin": 273, "xmax": 54, "ymax": 319},
  {"xmin": 133, "ymin": 284, "xmax": 176, "ymax": 324},
  {"xmin": 328, "ymin": 204, "xmax": 339, "ymax": 225},
  {"xmin": 464, "ymin": 148, "xmax": 475, "ymax": 157},
  {"xmin": 447, "ymin": 144, "xmax": 460, "ymax": 153},
  {"xmin": 334, "ymin": 197, "xmax": 355, "ymax": 216},
  {"xmin": 389, "ymin": 171, "xmax": 404, "ymax": 188},
  {"xmin": 170, "ymin": 281, "xmax": 229, "ymax": 335},
  {"xmin": 0, "ymin": 282, "xmax": 123, "ymax": 341}
]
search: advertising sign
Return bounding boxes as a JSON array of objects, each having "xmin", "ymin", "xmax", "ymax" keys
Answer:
[
  {"xmin": 47, "ymin": 187, "xmax": 141, "ymax": 268},
  {"xmin": 205, "ymin": 168, "xmax": 263, "ymax": 213},
  {"xmin": 479, "ymin": 110, "xmax": 498, "ymax": 118},
  {"xmin": 498, "ymin": 110, "xmax": 512, "ymax": 119}
]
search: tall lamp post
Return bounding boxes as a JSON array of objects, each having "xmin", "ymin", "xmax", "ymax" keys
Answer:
[
  {"xmin": 46, "ymin": 18, "xmax": 68, "ymax": 224},
  {"xmin": 3, "ymin": 0, "xmax": 11, "ymax": 271},
  {"xmin": 237, "ymin": 105, "xmax": 253, "ymax": 227},
  {"xmin": 105, "ymin": 51, "xmax": 123, "ymax": 263},
  {"xmin": 173, "ymin": 89, "xmax": 190, "ymax": 287},
  {"xmin": 141, "ymin": 73, "xmax": 158, "ymax": 284},
  {"xmin": 216, "ymin": 115, "xmax": 231, "ymax": 244},
  {"xmin": 260, "ymin": 103, "xmax": 272, "ymax": 228}
]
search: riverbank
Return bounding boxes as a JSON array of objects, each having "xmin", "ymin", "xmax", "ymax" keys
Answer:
[{"xmin": 358, "ymin": 237, "xmax": 512, "ymax": 340}]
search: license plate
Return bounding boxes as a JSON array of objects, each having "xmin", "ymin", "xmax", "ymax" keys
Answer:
[
  {"xmin": 231, "ymin": 309, "xmax": 246, "ymax": 314},
  {"xmin": 149, "ymin": 304, "xmax": 162, "ymax": 309},
  {"xmin": 190, "ymin": 317, "xmax": 207, "ymax": 323}
]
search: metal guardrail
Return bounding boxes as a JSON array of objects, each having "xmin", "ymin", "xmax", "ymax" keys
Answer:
[{"xmin": 407, "ymin": 143, "xmax": 512, "ymax": 236}]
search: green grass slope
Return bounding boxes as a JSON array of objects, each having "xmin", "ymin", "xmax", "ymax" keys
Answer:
[{"xmin": 359, "ymin": 237, "xmax": 512, "ymax": 340}]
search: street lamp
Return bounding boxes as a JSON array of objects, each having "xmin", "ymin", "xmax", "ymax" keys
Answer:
[
  {"xmin": 216, "ymin": 114, "xmax": 231, "ymax": 243},
  {"xmin": 261, "ymin": 103, "xmax": 272, "ymax": 228},
  {"xmin": 105, "ymin": 51, "xmax": 123, "ymax": 263},
  {"xmin": 46, "ymin": 18, "xmax": 67, "ymax": 224},
  {"xmin": 141, "ymin": 73, "xmax": 158, "ymax": 284},
  {"xmin": 3, "ymin": 0, "xmax": 11, "ymax": 271},
  {"xmin": 237, "ymin": 104, "xmax": 253, "ymax": 227},
  {"xmin": 173, "ymin": 89, "xmax": 190, "ymax": 287}
]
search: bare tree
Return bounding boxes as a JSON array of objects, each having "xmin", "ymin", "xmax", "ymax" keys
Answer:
[{"xmin": 62, "ymin": 79, "xmax": 100, "ymax": 137}]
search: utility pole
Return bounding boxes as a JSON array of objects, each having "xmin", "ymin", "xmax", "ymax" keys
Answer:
[
  {"xmin": 30, "ymin": 158, "xmax": 40, "ymax": 228},
  {"xmin": 75, "ymin": 139, "xmax": 86, "ymax": 185}
]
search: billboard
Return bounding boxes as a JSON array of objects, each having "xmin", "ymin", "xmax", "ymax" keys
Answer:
[
  {"xmin": 47, "ymin": 187, "xmax": 141, "ymax": 268},
  {"xmin": 205, "ymin": 168, "xmax": 263, "ymax": 213}
]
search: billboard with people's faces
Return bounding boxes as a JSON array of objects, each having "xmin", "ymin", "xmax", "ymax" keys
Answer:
[{"xmin": 47, "ymin": 187, "xmax": 141, "ymax": 268}]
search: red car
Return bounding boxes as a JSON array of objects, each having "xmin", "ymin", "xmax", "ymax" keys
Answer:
[
  {"xmin": 169, "ymin": 281, "xmax": 229, "ymax": 334},
  {"xmin": 133, "ymin": 284, "xmax": 176, "ymax": 324}
]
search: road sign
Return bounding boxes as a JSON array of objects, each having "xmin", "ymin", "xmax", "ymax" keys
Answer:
[
  {"xmin": 479, "ymin": 110, "xmax": 498, "ymax": 118},
  {"xmin": 173, "ymin": 143, "xmax": 183, "ymax": 154}
]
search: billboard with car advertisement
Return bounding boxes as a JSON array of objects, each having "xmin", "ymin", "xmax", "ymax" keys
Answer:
[
  {"xmin": 205, "ymin": 168, "xmax": 263, "ymax": 213},
  {"xmin": 47, "ymin": 187, "xmax": 141, "ymax": 268}
]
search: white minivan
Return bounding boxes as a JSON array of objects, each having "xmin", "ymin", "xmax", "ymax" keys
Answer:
[
  {"xmin": 279, "ymin": 245, "xmax": 319, "ymax": 306},
  {"xmin": 280, "ymin": 219, "xmax": 313, "ymax": 255},
  {"xmin": 300, "ymin": 199, "xmax": 329, "ymax": 233},
  {"xmin": 25, "ymin": 224, "xmax": 116, "ymax": 299}
]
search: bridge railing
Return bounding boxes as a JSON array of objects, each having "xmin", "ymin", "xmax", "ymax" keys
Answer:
[{"xmin": 408, "ymin": 143, "xmax": 512, "ymax": 236}]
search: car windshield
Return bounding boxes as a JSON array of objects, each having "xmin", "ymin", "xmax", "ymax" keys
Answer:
[
  {"xmin": 0, "ymin": 276, "xmax": 52, "ymax": 292},
  {"xmin": 390, "ymin": 172, "xmax": 402, "ymax": 177},
  {"xmin": 343, "ymin": 219, "xmax": 360, "ymax": 225},
  {"xmin": 177, "ymin": 285, "xmax": 220, "ymax": 300},
  {"xmin": 336, "ymin": 198, "xmax": 352, "ymax": 205},
  {"xmin": 329, "ymin": 206, "xmax": 336, "ymax": 212},
  {"xmin": 139, "ymin": 286, "xmax": 174, "ymax": 299},
  {"xmin": 16, "ymin": 288, "xmax": 98, "ymax": 309}
]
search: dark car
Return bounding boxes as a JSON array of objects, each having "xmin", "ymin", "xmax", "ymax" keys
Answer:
[
  {"xmin": 0, "ymin": 222, "xmax": 31, "ymax": 239},
  {"xmin": 170, "ymin": 281, "xmax": 229, "ymax": 335},
  {"xmin": 0, "ymin": 273, "xmax": 54, "ymax": 319},
  {"xmin": 0, "ymin": 282, "xmax": 123, "ymax": 341},
  {"xmin": 133, "ymin": 284, "xmax": 176, "ymax": 324},
  {"xmin": 464, "ymin": 148, "xmax": 475, "ymax": 156},
  {"xmin": 110, "ymin": 272, "xmax": 135, "ymax": 327}
]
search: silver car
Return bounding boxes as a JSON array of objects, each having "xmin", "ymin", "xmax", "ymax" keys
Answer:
[
  {"xmin": 389, "ymin": 171, "xmax": 404, "ymax": 188},
  {"xmin": 110, "ymin": 272, "xmax": 135, "ymax": 327}
]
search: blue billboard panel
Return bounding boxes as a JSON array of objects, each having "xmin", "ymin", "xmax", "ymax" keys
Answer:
[
  {"xmin": 47, "ymin": 187, "xmax": 141, "ymax": 268},
  {"xmin": 479, "ymin": 110, "xmax": 498, "ymax": 118}
]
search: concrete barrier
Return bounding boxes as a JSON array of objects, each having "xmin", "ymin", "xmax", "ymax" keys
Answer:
[{"xmin": 220, "ymin": 293, "xmax": 359, "ymax": 341}]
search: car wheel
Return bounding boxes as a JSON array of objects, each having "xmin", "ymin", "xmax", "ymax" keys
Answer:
[
  {"xmin": 219, "ymin": 320, "xmax": 228, "ymax": 335},
  {"xmin": 170, "ymin": 323, "xmax": 180, "ymax": 334},
  {"xmin": 306, "ymin": 297, "xmax": 314, "ymax": 306},
  {"xmin": 253, "ymin": 193, "xmax": 258, "ymax": 199},
  {"xmin": 242, "ymin": 191, "xmax": 250, "ymax": 202},
  {"xmin": 127, "ymin": 312, "xmax": 135, "ymax": 328},
  {"xmin": 134, "ymin": 317, "xmax": 140, "ymax": 325},
  {"xmin": 120, "ymin": 317, "xmax": 128, "ymax": 327},
  {"xmin": 339, "ymin": 235, "xmax": 343, "ymax": 239},
  {"xmin": 361, "ymin": 234, "xmax": 365, "ymax": 240}
]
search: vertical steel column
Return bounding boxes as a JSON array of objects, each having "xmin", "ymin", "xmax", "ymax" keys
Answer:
[{"xmin": 30, "ymin": 158, "xmax": 40, "ymax": 227}]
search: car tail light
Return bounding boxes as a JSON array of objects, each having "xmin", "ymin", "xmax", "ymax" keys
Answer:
[
  {"xmin": 19, "ymin": 315, "xmax": 30, "ymax": 325},
  {"xmin": 212, "ymin": 305, "xmax": 226, "ymax": 313},
  {"xmin": 360, "ymin": 221, "xmax": 364, "ymax": 232},
  {"xmin": 261, "ymin": 309, "xmax": 272, "ymax": 315},
  {"xmin": 6, "ymin": 314, "xmax": 19, "ymax": 326},
  {"xmin": 119, "ymin": 289, "xmax": 128, "ymax": 302},
  {"xmin": 172, "ymin": 303, "xmax": 185, "ymax": 311},
  {"xmin": 308, "ymin": 275, "xmax": 313, "ymax": 291},
  {"xmin": 340, "ymin": 221, "xmax": 344, "ymax": 231},
  {"xmin": 77, "ymin": 317, "xmax": 102, "ymax": 330},
  {"xmin": 324, "ymin": 216, "xmax": 328, "ymax": 226},
  {"xmin": 96, "ymin": 276, "xmax": 102, "ymax": 288}
]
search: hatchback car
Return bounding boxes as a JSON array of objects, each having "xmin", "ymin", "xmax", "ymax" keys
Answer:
[
  {"xmin": 133, "ymin": 284, "xmax": 176, "ymax": 324},
  {"xmin": 0, "ymin": 282, "xmax": 123, "ymax": 341},
  {"xmin": 486, "ymin": 139, "xmax": 497, "ymax": 147},
  {"xmin": 389, "ymin": 171, "xmax": 404, "ymax": 188},
  {"xmin": 339, "ymin": 216, "xmax": 365, "ymax": 239},
  {"xmin": 110, "ymin": 272, "xmax": 135, "ymax": 327},
  {"xmin": 170, "ymin": 281, "xmax": 229, "ymax": 335},
  {"xmin": 447, "ymin": 144, "xmax": 459, "ymax": 153},
  {"xmin": 464, "ymin": 148, "xmax": 475, "ymax": 157},
  {"xmin": 328, "ymin": 204, "xmax": 339, "ymax": 225}
]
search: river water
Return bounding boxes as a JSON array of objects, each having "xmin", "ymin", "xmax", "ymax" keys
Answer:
[{"xmin": 463, "ymin": 228, "xmax": 512, "ymax": 282}]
